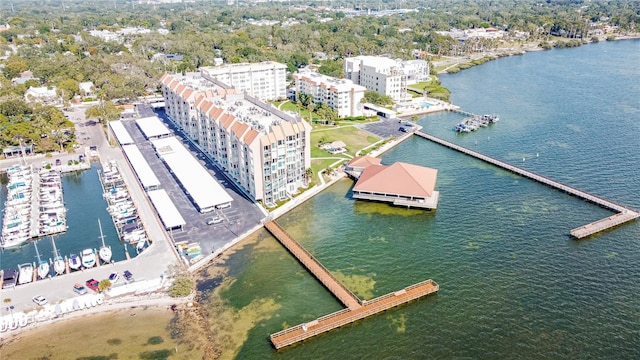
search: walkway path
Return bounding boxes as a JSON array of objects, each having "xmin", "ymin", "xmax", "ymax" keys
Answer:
[{"xmin": 415, "ymin": 131, "xmax": 639, "ymax": 238}]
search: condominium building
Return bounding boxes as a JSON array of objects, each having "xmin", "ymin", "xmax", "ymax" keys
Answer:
[
  {"xmin": 292, "ymin": 70, "xmax": 367, "ymax": 118},
  {"xmin": 199, "ymin": 61, "xmax": 287, "ymax": 101},
  {"xmin": 344, "ymin": 56, "xmax": 430, "ymax": 101},
  {"xmin": 161, "ymin": 72, "xmax": 311, "ymax": 206}
]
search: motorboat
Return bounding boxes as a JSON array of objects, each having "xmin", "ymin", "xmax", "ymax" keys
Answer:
[
  {"xmin": 136, "ymin": 239, "xmax": 146, "ymax": 254},
  {"xmin": 97, "ymin": 219, "xmax": 112, "ymax": 263},
  {"xmin": 81, "ymin": 248, "xmax": 96, "ymax": 268},
  {"xmin": 17, "ymin": 263, "xmax": 34, "ymax": 285},
  {"xmin": 51, "ymin": 237, "xmax": 66, "ymax": 275},
  {"xmin": 2, "ymin": 269, "xmax": 18, "ymax": 288},
  {"xmin": 69, "ymin": 253, "xmax": 82, "ymax": 270},
  {"xmin": 34, "ymin": 241, "xmax": 49, "ymax": 279}
]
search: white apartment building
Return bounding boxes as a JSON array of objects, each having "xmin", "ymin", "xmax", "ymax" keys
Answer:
[
  {"xmin": 293, "ymin": 71, "xmax": 367, "ymax": 118},
  {"xmin": 161, "ymin": 72, "xmax": 311, "ymax": 206},
  {"xmin": 199, "ymin": 61, "xmax": 287, "ymax": 101},
  {"xmin": 344, "ymin": 56, "xmax": 430, "ymax": 101}
]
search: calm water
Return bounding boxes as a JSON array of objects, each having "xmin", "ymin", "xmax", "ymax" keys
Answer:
[
  {"xmin": 0, "ymin": 163, "xmax": 130, "ymax": 272},
  {"xmin": 206, "ymin": 40, "xmax": 640, "ymax": 359}
]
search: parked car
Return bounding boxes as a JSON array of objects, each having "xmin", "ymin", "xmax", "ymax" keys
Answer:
[
  {"xmin": 399, "ymin": 127, "xmax": 407, "ymax": 132},
  {"xmin": 86, "ymin": 278, "xmax": 100, "ymax": 291},
  {"xmin": 108, "ymin": 272, "xmax": 119, "ymax": 283},
  {"xmin": 123, "ymin": 270, "xmax": 133, "ymax": 281},
  {"xmin": 206, "ymin": 216, "xmax": 224, "ymax": 225},
  {"xmin": 32, "ymin": 295, "xmax": 48, "ymax": 306},
  {"xmin": 55, "ymin": 159, "xmax": 62, "ymax": 166},
  {"xmin": 73, "ymin": 283, "xmax": 87, "ymax": 295}
]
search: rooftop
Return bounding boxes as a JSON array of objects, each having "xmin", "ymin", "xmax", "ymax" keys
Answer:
[
  {"xmin": 354, "ymin": 162, "xmax": 438, "ymax": 199},
  {"xmin": 294, "ymin": 71, "xmax": 367, "ymax": 93}
]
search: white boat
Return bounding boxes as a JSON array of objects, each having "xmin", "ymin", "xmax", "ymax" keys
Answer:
[
  {"xmin": 17, "ymin": 263, "xmax": 34, "ymax": 285},
  {"xmin": 69, "ymin": 253, "xmax": 81, "ymax": 270},
  {"xmin": 136, "ymin": 239, "xmax": 147, "ymax": 254},
  {"xmin": 51, "ymin": 237, "xmax": 66, "ymax": 275},
  {"xmin": 81, "ymin": 248, "xmax": 96, "ymax": 268},
  {"xmin": 97, "ymin": 219, "xmax": 112, "ymax": 263},
  {"xmin": 34, "ymin": 242, "xmax": 49, "ymax": 279}
]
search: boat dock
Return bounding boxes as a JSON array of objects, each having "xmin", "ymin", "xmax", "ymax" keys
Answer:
[
  {"xmin": 414, "ymin": 131, "xmax": 639, "ymax": 238},
  {"xmin": 264, "ymin": 221, "xmax": 439, "ymax": 349}
]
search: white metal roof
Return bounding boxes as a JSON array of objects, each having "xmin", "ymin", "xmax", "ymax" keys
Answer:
[
  {"xmin": 147, "ymin": 189, "xmax": 186, "ymax": 229},
  {"xmin": 122, "ymin": 144, "xmax": 160, "ymax": 190},
  {"xmin": 136, "ymin": 116, "xmax": 171, "ymax": 139},
  {"xmin": 151, "ymin": 137, "xmax": 233, "ymax": 212},
  {"xmin": 109, "ymin": 120, "xmax": 134, "ymax": 145}
]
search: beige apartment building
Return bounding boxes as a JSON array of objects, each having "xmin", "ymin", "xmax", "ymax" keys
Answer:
[
  {"xmin": 160, "ymin": 70, "xmax": 311, "ymax": 206},
  {"xmin": 199, "ymin": 61, "xmax": 287, "ymax": 101},
  {"xmin": 344, "ymin": 56, "xmax": 430, "ymax": 101},
  {"xmin": 292, "ymin": 70, "xmax": 367, "ymax": 118}
]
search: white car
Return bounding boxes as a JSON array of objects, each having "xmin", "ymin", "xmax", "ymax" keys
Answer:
[
  {"xmin": 108, "ymin": 272, "xmax": 119, "ymax": 283},
  {"xmin": 32, "ymin": 295, "xmax": 48, "ymax": 306},
  {"xmin": 206, "ymin": 216, "xmax": 224, "ymax": 225}
]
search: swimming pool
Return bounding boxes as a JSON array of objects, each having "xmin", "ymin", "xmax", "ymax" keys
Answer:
[{"xmin": 421, "ymin": 102, "xmax": 433, "ymax": 107}]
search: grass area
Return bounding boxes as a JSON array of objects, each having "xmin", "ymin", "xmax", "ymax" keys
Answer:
[
  {"xmin": 407, "ymin": 78, "xmax": 451, "ymax": 102},
  {"xmin": 278, "ymin": 101, "xmax": 321, "ymax": 123},
  {"xmin": 311, "ymin": 125, "xmax": 380, "ymax": 157},
  {"xmin": 310, "ymin": 158, "xmax": 342, "ymax": 182}
]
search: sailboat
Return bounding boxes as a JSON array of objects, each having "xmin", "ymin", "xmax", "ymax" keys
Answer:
[
  {"xmin": 51, "ymin": 236, "xmax": 65, "ymax": 275},
  {"xmin": 34, "ymin": 241, "xmax": 49, "ymax": 279},
  {"xmin": 97, "ymin": 219, "xmax": 112, "ymax": 263}
]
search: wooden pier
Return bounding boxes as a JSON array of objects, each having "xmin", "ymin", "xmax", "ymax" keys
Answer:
[
  {"xmin": 414, "ymin": 131, "xmax": 639, "ymax": 238},
  {"xmin": 264, "ymin": 221, "xmax": 439, "ymax": 349}
]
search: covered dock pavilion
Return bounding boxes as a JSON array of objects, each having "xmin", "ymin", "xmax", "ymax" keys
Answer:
[
  {"xmin": 147, "ymin": 189, "xmax": 186, "ymax": 230},
  {"xmin": 108, "ymin": 120, "xmax": 134, "ymax": 146},
  {"xmin": 350, "ymin": 159, "xmax": 440, "ymax": 209},
  {"xmin": 136, "ymin": 116, "xmax": 172, "ymax": 140},
  {"xmin": 122, "ymin": 144, "xmax": 161, "ymax": 191},
  {"xmin": 151, "ymin": 136, "xmax": 233, "ymax": 213}
]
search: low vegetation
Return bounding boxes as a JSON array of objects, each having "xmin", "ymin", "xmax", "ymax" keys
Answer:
[{"xmin": 168, "ymin": 265, "xmax": 195, "ymax": 298}]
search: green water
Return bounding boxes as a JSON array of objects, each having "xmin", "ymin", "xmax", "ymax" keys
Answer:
[{"xmin": 204, "ymin": 40, "xmax": 640, "ymax": 359}]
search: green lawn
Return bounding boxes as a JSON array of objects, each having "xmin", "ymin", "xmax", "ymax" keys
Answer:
[
  {"xmin": 310, "ymin": 158, "xmax": 348, "ymax": 183},
  {"xmin": 279, "ymin": 101, "xmax": 322, "ymax": 123},
  {"xmin": 311, "ymin": 126, "xmax": 380, "ymax": 157},
  {"xmin": 407, "ymin": 79, "xmax": 451, "ymax": 102}
]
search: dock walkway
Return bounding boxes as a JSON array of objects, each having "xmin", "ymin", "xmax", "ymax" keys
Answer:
[
  {"xmin": 414, "ymin": 131, "xmax": 639, "ymax": 238},
  {"xmin": 264, "ymin": 221, "xmax": 360, "ymax": 309},
  {"xmin": 264, "ymin": 221, "xmax": 439, "ymax": 349}
]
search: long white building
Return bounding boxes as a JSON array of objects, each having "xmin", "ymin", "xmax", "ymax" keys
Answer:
[
  {"xmin": 161, "ymin": 72, "xmax": 311, "ymax": 207},
  {"xmin": 292, "ymin": 70, "xmax": 367, "ymax": 118},
  {"xmin": 199, "ymin": 61, "xmax": 287, "ymax": 101},
  {"xmin": 344, "ymin": 56, "xmax": 430, "ymax": 101}
]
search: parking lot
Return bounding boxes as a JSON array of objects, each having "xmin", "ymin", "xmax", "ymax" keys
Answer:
[
  {"xmin": 121, "ymin": 107, "xmax": 265, "ymax": 256},
  {"xmin": 357, "ymin": 117, "xmax": 419, "ymax": 138}
]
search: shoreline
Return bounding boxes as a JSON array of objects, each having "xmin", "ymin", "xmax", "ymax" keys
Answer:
[{"xmin": 0, "ymin": 291, "xmax": 192, "ymax": 346}]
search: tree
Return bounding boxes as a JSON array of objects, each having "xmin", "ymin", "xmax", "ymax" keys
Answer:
[
  {"xmin": 85, "ymin": 100, "xmax": 121, "ymax": 122},
  {"xmin": 363, "ymin": 90, "xmax": 394, "ymax": 106},
  {"xmin": 98, "ymin": 279, "xmax": 112, "ymax": 292}
]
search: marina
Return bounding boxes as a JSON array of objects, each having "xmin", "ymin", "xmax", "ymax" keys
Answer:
[
  {"xmin": 1, "ymin": 164, "xmax": 69, "ymax": 248},
  {"xmin": 98, "ymin": 160, "xmax": 149, "ymax": 250},
  {"xmin": 264, "ymin": 220, "xmax": 439, "ymax": 349},
  {"xmin": 453, "ymin": 113, "xmax": 499, "ymax": 133},
  {"xmin": 414, "ymin": 131, "xmax": 639, "ymax": 237},
  {"xmin": 1, "ymin": 163, "xmax": 131, "ymax": 285}
]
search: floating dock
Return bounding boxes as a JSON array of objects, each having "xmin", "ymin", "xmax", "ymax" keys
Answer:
[
  {"xmin": 414, "ymin": 131, "xmax": 639, "ymax": 238},
  {"xmin": 264, "ymin": 221, "xmax": 438, "ymax": 349}
]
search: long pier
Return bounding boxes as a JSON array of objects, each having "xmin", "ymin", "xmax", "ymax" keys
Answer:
[
  {"xmin": 414, "ymin": 131, "xmax": 639, "ymax": 238},
  {"xmin": 264, "ymin": 221, "xmax": 439, "ymax": 349}
]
